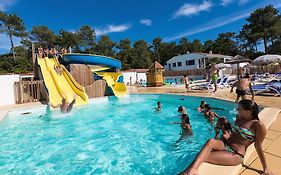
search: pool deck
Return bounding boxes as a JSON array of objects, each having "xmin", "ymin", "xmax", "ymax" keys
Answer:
[{"xmin": 0, "ymin": 86, "xmax": 280, "ymax": 175}]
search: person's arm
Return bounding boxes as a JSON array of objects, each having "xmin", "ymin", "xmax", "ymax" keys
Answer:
[
  {"xmin": 213, "ymin": 112, "xmax": 220, "ymax": 119},
  {"xmin": 254, "ymin": 121, "xmax": 274, "ymax": 175},
  {"xmin": 249, "ymin": 82, "xmax": 254, "ymax": 100},
  {"xmin": 169, "ymin": 122, "xmax": 181, "ymax": 124},
  {"xmin": 230, "ymin": 81, "xmax": 238, "ymax": 93}
]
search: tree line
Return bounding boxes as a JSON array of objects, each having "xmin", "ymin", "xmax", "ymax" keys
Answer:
[{"xmin": 0, "ymin": 5, "xmax": 281, "ymax": 73}]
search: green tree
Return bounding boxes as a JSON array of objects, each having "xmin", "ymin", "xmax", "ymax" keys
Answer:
[
  {"xmin": 0, "ymin": 12, "xmax": 26, "ymax": 60},
  {"xmin": 214, "ymin": 32, "xmax": 237, "ymax": 55},
  {"xmin": 190, "ymin": 39, "xmax": 203, "ymax": 52},
  {"xmin": 130, "ymin": 40, "xmax": 152, "ymax": 68},
  {"xmin": 150, "ymin": 37, "xmax": 162, "ymax": 62},
  {"xmin": 30, "ymin": 26, "xmax": 57, "ymax": 48},
  {"xmin": 95, "ymin": 35, "xmax": 116, "ymax": 57},
  {"xmin": 57, "ymin": 30, "xmax": 81, "ymax": 51},
  {"xmin": 77, "ymin": 25, "xmax": 96, "ymax": 53},
  {"xmin": 178, "ymin": 37, "xmax": 191, "ymax": 54},
  {"xmin": 246, "ymin": 5, "xmax": 280, "ymax": 53},
  {"xmin": 116, "ymin": 38, "xmax": 132, "ymax": 69}
]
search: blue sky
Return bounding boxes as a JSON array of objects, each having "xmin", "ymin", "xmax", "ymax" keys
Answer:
[{"xmin": 0, "ymin": 0, "xmax": 281, "ymax": 53}]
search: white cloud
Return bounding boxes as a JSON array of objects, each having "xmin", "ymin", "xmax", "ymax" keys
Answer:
[
  {"xmin": 220, "ymin": 0, "xmax": 251, "ymax": 6},
  {"xmin": 140, "ymin": 19, "xmax": 152, "ymax": 26},
  {"xmin": 164, "ymin": 1, "xmax": 281, "ymax": 42},
  {"xmin": 95, "ymin": 24, "xmax": 132, "ymax": 36},
  {"xmin": 172, "ymin": 1, "xmax": 212, "ymax": 18},
  {"xmin": 0, "ymin": 34, "xmax": 21, "ymax": 53},
  {"xmin": 0, "ymin": 0, "xmax": 17, "ymax": 11},
  {"xmin": 221, "ymin": 0, "xmax": 233, "ymax": 6},
  {"xmin": 239, "ymin": 0, "xmax": 251, "ymax": 5}
]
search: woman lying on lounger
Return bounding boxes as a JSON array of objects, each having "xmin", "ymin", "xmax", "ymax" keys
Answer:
[{"xmin": 179, "ymin": 100, "xmax": 274, "ymax": 175}]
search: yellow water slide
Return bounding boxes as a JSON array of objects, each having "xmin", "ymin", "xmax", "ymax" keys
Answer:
[
  {"xmin": 94, "ymin": 71, "xmax": 127, "ymax": 97},
  {"xmin": 37, "ymin": 57, "xmax": 88, "ymax": 107}
]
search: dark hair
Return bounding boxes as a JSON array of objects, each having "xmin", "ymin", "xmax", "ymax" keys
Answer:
[
  {"xmin": 238, "ymin": 100, "xmax": 259, "ymax": 120},
  {"xmin": 157, "ymin": 102, "xmax": 161, "ymax": 105},
  {"xmin": 205, "ymin": 104, "xmax": 211, "ymax": 110},
  {"xmin": 244, "ymin": 73, "xmax": 250, "ymax": 78},
  {"xmin": 218, "ymin": 117, "xmax": 231, "ymax": 131},
  {"xmin": 178, "ymin": 106, "xmax": 184, "ymax": 112},
  {"xmin": 201, "ymin": 101, "xmax": 205, "ymax": 104},
  {"xmin": 184, "ymin": 75, "xmax": 187, "ymax": 77}
]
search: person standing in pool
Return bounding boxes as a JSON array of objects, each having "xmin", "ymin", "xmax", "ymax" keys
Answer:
[
  {"xmin": 197, "ymin": 101, "xmax": 207, "ymax": 112},
  {"xmin": 179, "ymin": 100, "xmax": 274, "ymax": 175},
  {"xmin": 209, "ymin": 63, "xmax": 219, "ymax": 93},
  {"xmin": 183, "ymin": 75, "xmax": 190, "ymax": 93},
  {"xmin": 203, "ymin": 104, "xmax": 219, "ymax": 122},
  {"xmin": 171, "ymin": 106, "xmax": 192, "ymax": 134},
  {"xmin": 155, "ymin": 102, "xmax": 162, "ymax": 111},
  {"xmin": 230, "ymin": 73, "xmax": 254, "ymax": 103}
]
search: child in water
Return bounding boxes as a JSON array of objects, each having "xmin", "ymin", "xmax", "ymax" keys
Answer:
[
  {"xmin": 171, "ymin": 106, "xmax": 192, "ymax": 134},
  {"xmin": 155, "ymin": 102, "xmax": 161, "ymax": 111},
  {"xmin": 214, "ymin": 117, "xmax": 232, "ymax": 139},
  {"xmin": 203, "ymin": 104, "xmax": 219, "ymax": 122},
  {"xmin": 197, "ymin": 101, "xmax": 207, "ymax": 112}
]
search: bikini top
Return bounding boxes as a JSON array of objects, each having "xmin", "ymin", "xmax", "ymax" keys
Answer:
[{"xmin": 232, "ymin": 124, "xmax": 255, "ymax": 142}]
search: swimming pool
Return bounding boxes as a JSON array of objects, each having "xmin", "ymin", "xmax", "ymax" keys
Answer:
[{"xmin": 0, "ymin": 94, "xmax": 239, "ymax": 174}]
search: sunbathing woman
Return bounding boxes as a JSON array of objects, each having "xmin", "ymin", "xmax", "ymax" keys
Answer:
[{"xmin": 179, "ymin": 100, "xmax": 274, "ymax": 175}]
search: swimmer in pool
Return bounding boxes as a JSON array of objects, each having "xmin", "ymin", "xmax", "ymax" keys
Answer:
[
  {"xmin": 171, "ymin": 106, "xmax": 192, "ymax": 134},
  {"xmin": 155, "ymin": 102, "xmax": 161, "ymax": 111},
  {"xmin": 198, "ymin": 101, "xmax": 207, "ymax": 112},
  {"xmin": 203, "ymin": 104, "xmax": 219, "ymax": 122},
  {"xmin": 51, "ymin": 95, "xmax": 76, "ymax": 113}
]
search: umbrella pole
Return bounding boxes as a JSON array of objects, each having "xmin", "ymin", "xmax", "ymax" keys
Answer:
[{"xmin": 237, "ymin": 63, "xmax": 240, "ymax": 80}]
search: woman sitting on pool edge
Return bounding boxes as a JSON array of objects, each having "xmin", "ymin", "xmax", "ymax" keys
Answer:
[{"xmin": 179, "ymin": 100, "xmax": 274, "ymax": 175}]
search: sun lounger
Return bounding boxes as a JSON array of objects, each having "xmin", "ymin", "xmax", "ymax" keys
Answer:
[
  {"xmin": 251, "ymin": 80, "xmax": 281, "ymax": 96},
  {"xmin": 218, "ymin": 76, "xmax": 230, "ymax": 88},
  {"xmin": 192, "ymin": 77, "xmax": 222, "ymax": 90}
]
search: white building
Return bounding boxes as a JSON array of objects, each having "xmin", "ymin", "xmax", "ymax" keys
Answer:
[
  {"xmin": 164, "ymin": 52, "xmax": 233, "ymax": 71},
  {"xmin": 121, "ymin": 69, "xmax": 148, "ymax": 85}
]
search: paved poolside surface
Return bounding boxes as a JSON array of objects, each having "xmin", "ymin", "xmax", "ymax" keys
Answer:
[
  {"xmin": 131, "ymin": 86, "xmax": 281, "ymax": 175},
  {"xmin": 0, "ymin": 86, "xmax": 280, "ymax": 175}
]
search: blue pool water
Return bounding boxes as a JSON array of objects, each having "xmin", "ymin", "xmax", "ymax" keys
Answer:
[{"xmin": 0, "ymin": 94, "xmax": 239, "ymax": 175}]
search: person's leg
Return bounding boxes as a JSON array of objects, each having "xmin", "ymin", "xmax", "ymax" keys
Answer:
[
  {"xmin": 179, "ymin": 139, "xmax": 225, "ymax": 175},
  {"xmin": 206, "ymin": 151, "xmax": 242, "ymax": 166},
  {"xmin": 67, "ymin": 97, "xmax": 76, "ymax": 113},
  {"xmin": 235, "ymin": 94, "xmax": 240, "ymax": 103},
  {"xmin": 241, "ymin": 95, "xmax": 246, "ymax": 100},
  {"xmin": 214, "ymin": 81, "xmax": 217, "ymax": 92}
]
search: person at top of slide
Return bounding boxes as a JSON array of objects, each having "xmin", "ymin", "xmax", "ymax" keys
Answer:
[
  {"xmin": 209, "ymin": 63, "xmax": 219, "ymax": 93},
  {"xmin": 230, "ymin": 73, "xmax": 254, "ymax": 103}
]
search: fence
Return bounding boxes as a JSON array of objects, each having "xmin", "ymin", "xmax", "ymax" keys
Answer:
[{"xmin": 14, "ymin": 80, "xmax": 45, "ymax": 104}]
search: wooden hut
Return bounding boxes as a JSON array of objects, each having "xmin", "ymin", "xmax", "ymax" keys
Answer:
[{"xmin": 146, "ymin": 61, "xmax": 164, "ymax": 87}]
